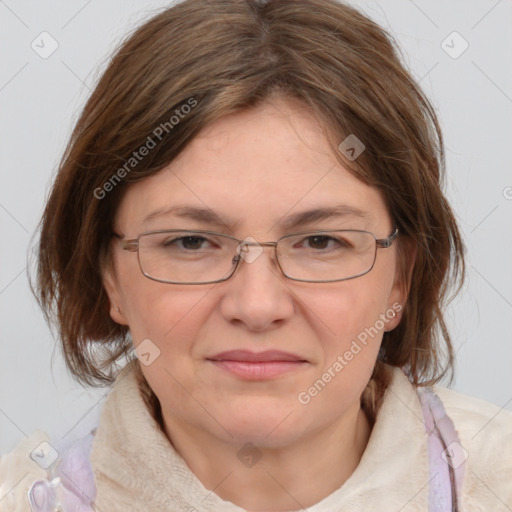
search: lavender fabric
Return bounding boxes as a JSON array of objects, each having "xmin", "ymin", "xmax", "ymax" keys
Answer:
[
  {"xmin": 27, "ymin": 432, "xmax": 96, "ymax": 512},
  {"xmin": 418, "ymin": 387, "xmax": 466, "ymax": 511}
]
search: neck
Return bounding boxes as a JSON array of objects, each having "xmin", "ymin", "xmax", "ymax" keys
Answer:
[{"xmin": 161, "ymin": 403, "xmax": 372, "ymax": 511}]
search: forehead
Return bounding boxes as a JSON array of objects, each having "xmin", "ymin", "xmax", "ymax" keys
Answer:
[{"xmin": 115, "ymin": 98, "xmax": 390, "ymax": 235}]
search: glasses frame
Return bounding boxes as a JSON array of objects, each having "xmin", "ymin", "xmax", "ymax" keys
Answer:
[{"xmin": 113, "ymin": 227, "xmax": 399, "ymax": 285}]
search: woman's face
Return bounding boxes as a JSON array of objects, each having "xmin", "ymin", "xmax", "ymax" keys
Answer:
[{"xmin": 104, "ymin": 97, "xmax": 406, "ymax": 447}]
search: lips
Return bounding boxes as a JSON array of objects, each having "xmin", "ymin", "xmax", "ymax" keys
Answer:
[
  {"xmin": 207, "ymin": 350, "xmax": 307, "ymax": 363},
  {"xmin": 207, "ymin": 350, "xmax": 308, "ymax": 380}
]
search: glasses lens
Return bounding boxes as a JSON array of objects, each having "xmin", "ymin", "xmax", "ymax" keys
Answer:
[
  {"xmin": 136, "ymin": 230, "xmax": 377, "ymax": 284},
  {"xmin": 138, "ymin": 231, "xmax": 238, "ymax": 284},
  {"xmin": 277, "ymin": 230, "xmax": 377, "ymax": 282}
]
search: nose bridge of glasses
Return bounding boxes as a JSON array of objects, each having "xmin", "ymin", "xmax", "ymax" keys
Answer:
[
  {"xmin": 240, "ymin": 240, "xmax": 277, "ymax": 249},
  {"xmin": 233, "ymin": 238, "xmax": 279, "ymax": 267}
]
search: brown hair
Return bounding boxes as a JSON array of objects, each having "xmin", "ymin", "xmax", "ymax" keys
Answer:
[{"xmin": 33, "ymin": 0, "xmax": 465, "ymax": 423}]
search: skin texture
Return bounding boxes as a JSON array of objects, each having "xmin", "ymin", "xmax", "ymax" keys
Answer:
[{"xmin": 103, "ymin": 96, "xmax": 410, "ymax": 511}]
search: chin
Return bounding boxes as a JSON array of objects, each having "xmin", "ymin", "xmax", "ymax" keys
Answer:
[{"xmin": 212, "ymin": 400, "xmax": 308, "ymax": 447}]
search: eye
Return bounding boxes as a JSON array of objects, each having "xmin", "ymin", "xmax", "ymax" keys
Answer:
[
  {"xmin": 304, "ymin": 235, "xmax": 333, "ymax": 250},
  {"xmin": 163, "ymin": 235, "xmax": 212, "ymax": 250},
  {"xmin": 298, "ymin": 235, "xmax": 350, "ymax": 250}
]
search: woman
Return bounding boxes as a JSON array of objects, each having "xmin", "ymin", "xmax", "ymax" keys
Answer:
[{"xmin": 1, "ymin": 0, "xmax": 510, "ymax": 510}]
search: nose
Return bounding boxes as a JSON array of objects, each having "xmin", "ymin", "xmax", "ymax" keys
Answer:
[{"xmin": 219, "ymin": 242, "xmax": 295, "ymax": 332}]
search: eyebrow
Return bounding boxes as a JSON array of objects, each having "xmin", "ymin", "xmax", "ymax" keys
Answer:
[
  {"xmin": 280, "ymin": 204, "xmax": 370, "ymax": 230},
  {"xmin": 142, "ymin": 204, "xmax": 370, "ymax": 231},
  {"xmin": 142, "ymin": 205, "xmax": 237, "ymax": 230}
]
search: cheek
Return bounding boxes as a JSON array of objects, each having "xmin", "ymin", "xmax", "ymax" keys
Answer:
[
  {"xmin": 298, "ymin": 276, "xmax": 395, "ymax": 401},
  {"xmin": 146, "ymin": 296, "xmax": 209, "ymax": 348},
  {"xmin": 301, "ymin": 273, "xmax": 393, "ymax": 343},
  {"xmin": 119, "ymin": 263, "xmax": 215, "ymax": 347},
  {"xmin": 121, "ymin": 285, "xmax": 214, "ymax": 417},
  {"xmin": 294, "ymin": 282, "xmax": 391, "ymax": 416}
]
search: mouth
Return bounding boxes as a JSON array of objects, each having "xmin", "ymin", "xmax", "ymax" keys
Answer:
[{"xmin": 206, "ymin": 350, "xmax": 309, "ymax": 380}]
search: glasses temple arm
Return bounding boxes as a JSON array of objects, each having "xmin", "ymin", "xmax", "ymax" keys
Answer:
[{"xmin": 376, "ymin": 226, "xmax": 399, "ymax": 248}]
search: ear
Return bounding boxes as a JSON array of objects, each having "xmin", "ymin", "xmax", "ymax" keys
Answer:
[
  {"xmin": 386, "ymin": 236, "xmax": 417, "ymax": 330},
  {"xmin": 101, "ymin": 252, "xmax": 129, "ymax": 326}
]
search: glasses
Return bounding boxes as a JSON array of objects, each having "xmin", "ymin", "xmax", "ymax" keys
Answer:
[{"xmin": 113, "ymin": 227, "xmax": 399, "ymax": 285}]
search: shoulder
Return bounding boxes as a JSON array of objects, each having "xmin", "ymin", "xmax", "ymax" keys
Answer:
[
  {"xmin": 432, "ymin": 384, "xmax": 512, "ymax": 452},
  {"xmin": 0, "ymin": 430, "xmax": 51, "ymax": 512},
  {"xmin": 432, "ymin": 384, "xmax": 512, "ymax": 508}
]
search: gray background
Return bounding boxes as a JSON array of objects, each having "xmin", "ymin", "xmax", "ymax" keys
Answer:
[{"xmin": 1, "ymin": 0, "xmax": 511, "ymax": 455}]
